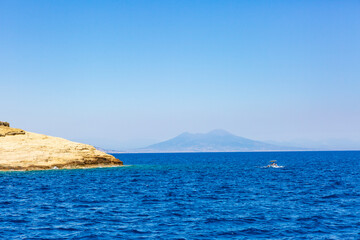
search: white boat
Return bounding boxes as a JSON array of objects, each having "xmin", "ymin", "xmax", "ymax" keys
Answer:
[{"xmin": 266, "ymin": 160, "xmax": 284, "ymax": 168}]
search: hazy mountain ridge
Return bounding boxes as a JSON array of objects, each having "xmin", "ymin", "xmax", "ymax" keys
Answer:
[
  {"xmin": 95, "ymin": 147, "xmax": 124, "ymax": 154},
  {"xmin": 264, "ymin": 139, "xmax": 360, "ymax": 151},
  {"xmin": 136, "ymin": 129, "xmax": 303, "ymax": 152}
]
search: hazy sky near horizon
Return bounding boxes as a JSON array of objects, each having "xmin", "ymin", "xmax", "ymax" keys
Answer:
[{"xmin": 1, "ymin": 1, "xmax": 360, "ymax": 149}]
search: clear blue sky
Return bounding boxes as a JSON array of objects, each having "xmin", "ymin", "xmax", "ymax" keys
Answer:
[{"xmin": 1, "ymin": 1, "xmax": 360, "ymax": 149}]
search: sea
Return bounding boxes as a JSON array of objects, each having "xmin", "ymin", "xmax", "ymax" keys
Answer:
[{"xmin": 1, "ymin": 151, "xmax": 360, "ymax": 239}]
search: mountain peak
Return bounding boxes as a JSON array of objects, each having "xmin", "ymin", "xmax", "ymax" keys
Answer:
[
  {"xmin": 141, "ymin": 129, "xmax": 295, "ymax": 152},
  {"xmin": 207, "ymin": 129, "xmax": 232, "ymax": 136}
]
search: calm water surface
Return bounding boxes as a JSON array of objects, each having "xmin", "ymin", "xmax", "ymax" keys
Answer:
[{"xmin": 1, "ymin": 151, "xmax": 360, "ymax": 239}]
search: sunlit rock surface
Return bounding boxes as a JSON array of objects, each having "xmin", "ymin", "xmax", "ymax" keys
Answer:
[{"xmin": 0, "ymin": 125, "xmax": 123, "ymax": 171}]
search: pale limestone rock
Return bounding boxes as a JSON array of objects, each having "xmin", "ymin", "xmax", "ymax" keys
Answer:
[{"xmin": 0, "ymin": 126, "xmax": 123, "ymax": 171}]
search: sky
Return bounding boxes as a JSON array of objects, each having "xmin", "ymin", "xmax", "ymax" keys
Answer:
[{"xmin": 1, "ymin": 0, "xmax": 360, "ymax": 149}]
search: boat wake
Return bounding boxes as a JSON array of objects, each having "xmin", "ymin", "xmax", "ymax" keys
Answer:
[
  {"xmin": 264, "ymin": 165, "xmax": 284, "ymax": 168},
  {"xmin": 261, "ymin": 160, "xmax": 284, "ymax": 168}
]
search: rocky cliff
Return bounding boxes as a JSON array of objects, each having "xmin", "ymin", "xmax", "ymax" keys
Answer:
[{"xmin": 0, "ymin": 125, "xmax": 123, "ymax": 171}]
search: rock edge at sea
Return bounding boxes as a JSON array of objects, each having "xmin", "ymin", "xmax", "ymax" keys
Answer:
[{"xmin": 0, "ymin": 126, "xmax": 123, "ymax": 171}]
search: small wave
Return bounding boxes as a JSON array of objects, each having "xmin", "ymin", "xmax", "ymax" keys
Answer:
[
  {"xmin": 321, "ymin": 193, "xmax": 348, "ymax": 199},
  {"xmin": 260, "ymin": 165, "xmax": 285, "ymax": 169},
  {"xmin": 54, "ymin": 227, "xmax": 79, "ymax": 231},
  {"xmin": 218, "ymin": 228, "xmax": 270, "ymax": 236},
  {"xmin": 125, "ymin": 229, "xmax": 152, "ymax": 234},
  {"xmin": 9, "ymin": 219, "xmax": 28, "ymax": 223}
]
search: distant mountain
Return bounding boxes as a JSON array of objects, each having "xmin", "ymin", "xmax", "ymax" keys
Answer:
[
  {"xmin": 265, "ymin": 139, "xmax": 360, "ymax": 150},
  {"xmin": 95, "ymin": 147, "xmax": 124, "ymax": 154},
  {"xmin": 137, "ymin": 129, "xmax": 301, "ymax": 152}
]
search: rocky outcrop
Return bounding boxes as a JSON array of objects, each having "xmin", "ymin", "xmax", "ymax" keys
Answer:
[
  {"xmin": 0, "ymin": 126, "xmax": 25, "ymax": 137},
  {"xmin": 0, "ymin": 125, "xmax": 123, "ymax": 171},
  {"xmin": 0, "ymin": 121, "xmax": 10, "ymax": 127}
]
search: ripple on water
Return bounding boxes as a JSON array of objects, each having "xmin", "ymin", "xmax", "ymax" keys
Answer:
[{"xmin": 0, "ymin": 151, "xmax": 360, "ymax": 239}]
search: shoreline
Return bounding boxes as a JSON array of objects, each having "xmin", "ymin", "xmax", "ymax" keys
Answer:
[
  {"xmin": 112, "ymin": 149, "xmax": 360, "ymax": 154},
  {"xmin": 0, "ymin": 164, "xmax": 128, "ymax": 172}
]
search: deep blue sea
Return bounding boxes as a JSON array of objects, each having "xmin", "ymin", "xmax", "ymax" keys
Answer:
[{"xmin": 1, "ymin": 151, "xmax": 360, "ymax": 239}]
